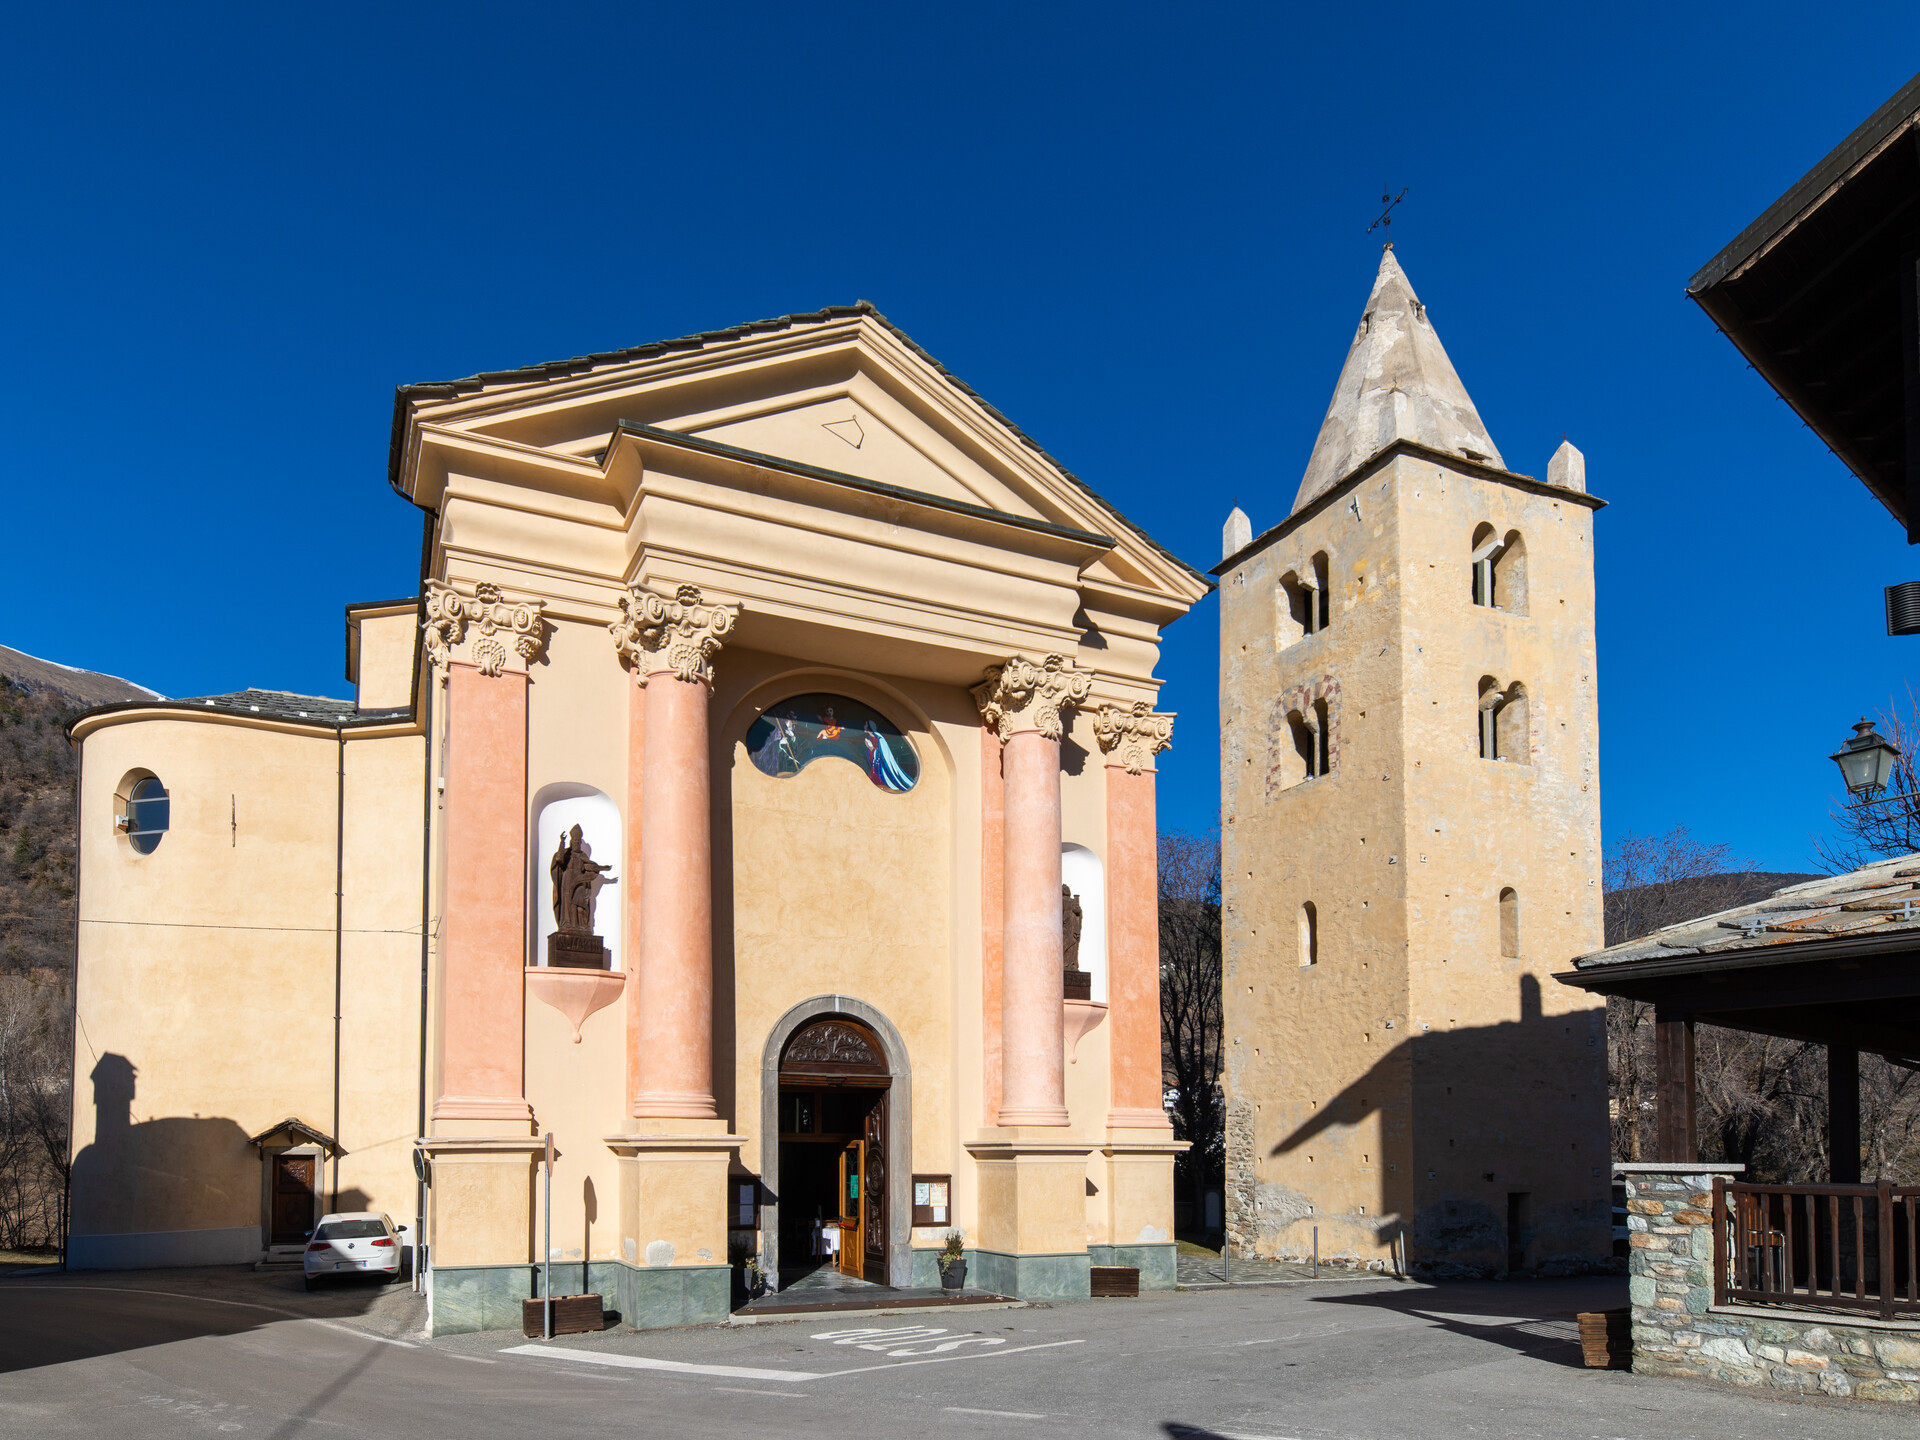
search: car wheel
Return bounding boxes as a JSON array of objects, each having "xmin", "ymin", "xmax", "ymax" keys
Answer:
[{"xmin": 304, "ymin": 1277, "xmax": 319, "ymax": 1292}]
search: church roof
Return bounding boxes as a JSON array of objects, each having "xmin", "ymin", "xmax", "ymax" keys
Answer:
[{"xmin": 1292, "ymin": 248, "xmax": 1504, "ymax": 516}]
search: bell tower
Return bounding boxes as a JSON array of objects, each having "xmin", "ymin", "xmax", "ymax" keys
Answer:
[{"xmin": 1216, "ymin": 248, "xmax": 1611, "ymax": 1274}]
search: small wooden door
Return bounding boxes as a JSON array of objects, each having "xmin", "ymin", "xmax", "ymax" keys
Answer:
[
  {"xmin": 272, "ymin": 1153, "xmax": 317, "ymax": 1245},
  {"xmin": 836, "ymin": 1140, "xmax": 864, "ymax": 1277}
]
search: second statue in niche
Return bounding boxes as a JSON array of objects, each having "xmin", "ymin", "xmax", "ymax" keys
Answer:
[
  {"xmin": 548, "ymin": 823, "xmax": 617, "ymax": 968},
  {"xmin": 1062, "ymin": 884, "xmax": 1090, "ymax": 1000}
]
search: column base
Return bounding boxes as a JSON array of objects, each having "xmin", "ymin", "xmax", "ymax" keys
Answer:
[
  {"xmin": 430, "ymin": 1095, "xmax": 536, "ymax": 1131},
  {"xmin": 967, "ymin": 1134, "xmax": 1092, "ymax": 1288},
  {"xmin": 632, "ymin": 1092, "xmax": 721, "ymax": 1119},
  {"xmin": 1097, "ymin": 1135, "xmax": 1185, "ymax": 1288},
  {"xmin": 995, "ymin": 1105, "xmax": 1070, "ymax": 1127},
  {"xmin": 418, "ymin": 1137, "xmax": 543, "ymax": 1269},
  {"xmin": 605, "ymin": 1132, "xmax": 742, "ymax": 1273}
]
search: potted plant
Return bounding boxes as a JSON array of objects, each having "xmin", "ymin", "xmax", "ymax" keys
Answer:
[{"xmin": 937, "ymin": 1230, "xmax": 967, "ymax": 1291}]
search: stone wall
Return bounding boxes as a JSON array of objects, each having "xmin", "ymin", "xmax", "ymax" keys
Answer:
[{"xmin": 1622, "ymin": 1165, "xmax": 1920, "ymax": 1404}]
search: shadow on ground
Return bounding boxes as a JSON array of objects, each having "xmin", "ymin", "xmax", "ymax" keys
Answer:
[
  {"xmin": 1305, "ymin": 1275, "xmax": 1627, "ymax": 1369},
  {"xmin": 0, "ymin": 1263, "xmax": 419, "ymax": 1375}
]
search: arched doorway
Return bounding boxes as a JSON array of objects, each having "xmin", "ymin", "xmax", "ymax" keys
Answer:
[{"xmin": 759, "ymin": 998, "xmax": 912, "ymax": 1290}]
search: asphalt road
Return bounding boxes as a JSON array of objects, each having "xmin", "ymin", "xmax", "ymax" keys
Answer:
[{"xmin": 0, "ymin": 1270, "xmax": 1909, "ymax": 1439}]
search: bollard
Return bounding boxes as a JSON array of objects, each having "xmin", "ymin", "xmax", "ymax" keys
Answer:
[{"xmin": 1312, "ymin": 1225, "xmax": 1319, "ymax": 1279}]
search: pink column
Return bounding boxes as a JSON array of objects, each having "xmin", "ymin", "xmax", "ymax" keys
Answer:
[
  {"xmin": 998, "ymin": 727, "xmax": 1068, "ymax": 1126},
  {"xmin": 981, "ymin": 723, "xmax": 1005, "ymax": 1125},
  {"xmin": 1092, "ymin": 701, "xmax": 1175, "ymax": 1129},
  {"xmin": 434, "ymin": 663, "xmax": 535, "ymax": 1125},
  {"xmin": 625, "ymin": 679, "xmax": 646, "ymax": 1115},
  {"xmin": 634, "ymin": 668, "xmax": 718, "ymax": 1118},
  {"xmin": 611, "ymin": 582, "xmax": 737, "ymax": 1121},
  {"xmin": 1105, "ymin": 766, "xmax": 1169, "ymax": 1128}
]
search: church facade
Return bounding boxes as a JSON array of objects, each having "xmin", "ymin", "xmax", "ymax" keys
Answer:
[
  {"xmin": 66, "ymin": 304, "xmax": 1206, "ymax": 1332},
  {"xmin": 1216, "ymin": 251, "xmax": 1612, "ymax": 1274}
]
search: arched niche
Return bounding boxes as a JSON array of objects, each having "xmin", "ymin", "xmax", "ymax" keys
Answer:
[
  {"xmin": 1062, "ymin": 843, "xmax": 1107, "ymax": 1002},
  {"xmin": 530, "ymin": 783, "xmax": 623, "ymax": 969}
]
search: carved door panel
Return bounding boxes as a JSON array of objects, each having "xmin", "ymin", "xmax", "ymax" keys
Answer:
[
  {"xmin": 272, "ymin": 1154, "xmax": 317, "ymax": 1245},
  {"xmin": 837, "ymin": 1140, "xmax": 864, "ymax": 1277},
  {"xmin": 863, "ymin": 1092, "xmax": 888, "ymax": 1284}
]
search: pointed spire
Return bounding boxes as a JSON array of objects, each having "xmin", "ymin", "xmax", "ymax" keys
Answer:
[
  {"xmin": 1292, "ymin": 248, "xmax": 1503, "ymax": 515},
  {"xmin": 1548, "ymin": 438, "xmax": 1586, "ymax": 493}
]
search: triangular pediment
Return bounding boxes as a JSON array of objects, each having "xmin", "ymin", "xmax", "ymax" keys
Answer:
[{"xmin": 393, "ymin": 305, "xmax": 1205, "ymax": 603}]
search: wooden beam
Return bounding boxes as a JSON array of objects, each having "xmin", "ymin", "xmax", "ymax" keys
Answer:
[
  {"xmin": 1654, "ymin": 1006, "xmax": 1697, "ymax": 1164},
  {"xmin": 1830, "ymin": 1044, "xmax": 1862, "ymax": 1184}
]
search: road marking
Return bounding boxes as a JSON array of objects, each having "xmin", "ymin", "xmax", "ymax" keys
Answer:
[
  {"xmin": 6, "ymin": 1284, "xmax": 301, "ymax": 1318},
  {"xmin": 810, "ymin": 1324, "xmax": 1007, "ymax": 1357},
  {"xmin": 713, "ymin": 1387, "xmax": 812, "ymax": 1397},
  {"xmin": 944, "ymin": 1406, "xmax": 1045, "ymax": 1419},
  {"xmin": 308, "ymin": 1319, "xmax": 415, "ymax": 1348},
  {"xmin": 499, "ymin": 1344, "xmax": 823, "ymax": 1383},
  {"xmin": 829, "ymin": 1338, "xmax": 1084, "ymax": 1375},
  {"xmin": 440, "ymin": 1352, "xmax": 499, "ymax": 1363}
]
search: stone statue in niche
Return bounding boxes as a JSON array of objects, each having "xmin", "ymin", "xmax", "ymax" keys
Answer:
[
  {"xmin": 547, "ymin": 824, "xmax": 617, "ymax": 968},
  {"xmin": 1062, "ymin": 884, "xmax": 1090, "ymax": 1000}
]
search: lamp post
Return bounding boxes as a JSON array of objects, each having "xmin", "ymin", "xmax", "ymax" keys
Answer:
[{"xmin": 1831, "ymin": 718, "xmax": 1900, "ymax": 802}]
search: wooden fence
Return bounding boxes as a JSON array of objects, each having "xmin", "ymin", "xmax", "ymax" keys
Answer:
[{"xmin": 1714, "ymin": 1177, "xmax": 1920, "ymax": 1321}]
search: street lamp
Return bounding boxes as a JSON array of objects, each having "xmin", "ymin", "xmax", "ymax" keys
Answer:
[{"xmin": 1831, "ymin": 718, "xmax": 1900, "ymax": 801}]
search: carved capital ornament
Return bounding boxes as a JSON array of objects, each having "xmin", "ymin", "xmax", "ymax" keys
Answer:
[
  {"xmin": 423, "ymin": 580, "xmax": 547, "ymax": 677},
  {"xmin": 1092, "ymin": 701, "xmax": 1176, "ymax": 774},
  {"xmin": 609, "ymin": 582, "xmax": 738, "ymax": 687},
  {"xmin": 972, "ymin": 653, "xmax": 1094, "ymax": 741}
]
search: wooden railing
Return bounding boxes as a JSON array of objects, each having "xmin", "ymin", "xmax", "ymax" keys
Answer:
[{"xmin": 1714, "ymin": 1177, "xmax": 1920, "ymax": 1320}]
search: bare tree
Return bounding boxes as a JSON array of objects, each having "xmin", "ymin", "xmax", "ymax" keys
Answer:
[
  {"xmin": 0, "ymin": 974, "xmax": 70, "ymax": 1253},
  {"xmin": 1158, "ymin": 830, "xmax": 1221, "ymax": 1236},
  {"xmin": 1816, "ymin": 689, "xmax": 1920, "ymax": 871}
]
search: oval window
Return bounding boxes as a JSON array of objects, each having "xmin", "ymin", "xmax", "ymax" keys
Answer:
[
  {"xmin": 744, "ymin": 693, "xmax": 919, "ymax": 792},
  {"xmin": 119, "ymin": 775, "xmax": 170, "ymax": 854}
]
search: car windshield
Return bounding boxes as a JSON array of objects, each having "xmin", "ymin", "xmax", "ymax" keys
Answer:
[{"xmin": 315, "ymin": 1220, "xmax": 387, "ymax": 1240}]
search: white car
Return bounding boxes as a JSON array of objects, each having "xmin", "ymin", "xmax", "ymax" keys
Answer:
[{"xmin": 304, "ymin": 1212, "xmax": 408, "ymax": 1290}]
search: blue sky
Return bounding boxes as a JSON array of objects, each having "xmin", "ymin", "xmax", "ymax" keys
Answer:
[{"xmin": 3, "ymin": 5, "xmax": 1916, "ymax": 871}]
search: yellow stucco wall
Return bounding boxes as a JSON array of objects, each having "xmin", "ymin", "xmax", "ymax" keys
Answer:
[{"xmin": 71, "ymin": 713, "xmax": 426, "ymax": 1260}]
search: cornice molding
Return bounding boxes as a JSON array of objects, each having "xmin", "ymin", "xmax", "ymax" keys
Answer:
[
  {"xmin": 423, "ymin": 580, "xmax": 548, "ymax": 676},
  {"xmin": 1092, "ymin": 701, "xmax": 1175, "ymax": 774},
  {"xmin": 609, "ymin": 582, "xmax": 739, "ymax": 687},
  {"xmin": 973, "ymin": 653, "xmax": 1094, "ymax": 741}
]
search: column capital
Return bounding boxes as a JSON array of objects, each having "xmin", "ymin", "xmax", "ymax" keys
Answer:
[
  {"xmin": 973, "ymin": 653, "xmax": 1093, "ymax": 741},
  {"xmin": 423, "ymin": 580, "xmax": 547, "ymax": 677},
  {"xmin": 610, "ymin": 582, "xmax": 739, "ymax": 687},
  {"xmin": 1092, "ymin": 701, "xmax": 1175, "ymax": 774}
]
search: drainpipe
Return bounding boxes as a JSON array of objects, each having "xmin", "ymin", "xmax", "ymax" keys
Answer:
[
  {"xmin": 415, "ymin": 671, "xmax": 433, "ymax": 1291},
  {"xmin": 331, "ymin": 719, "xmax": 345, "ymax": 1210},
  {"xmin": 62, "ymin": 733, "xmax": 83, "ymax": 1269}
]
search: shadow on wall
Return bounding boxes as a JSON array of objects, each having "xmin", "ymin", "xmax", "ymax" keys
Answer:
[
  {"xmin": 1265, "ymin": 977, "xmax": 1609, "ymax": 1277},
  {"xmin": 70, "ymin": 1053, "xmax": 257, "ymax": 1258}
]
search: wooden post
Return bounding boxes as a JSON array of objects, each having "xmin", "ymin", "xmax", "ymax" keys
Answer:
[
  {"xmin": 1653, "ymin": 1007, "xmax": 1696, "ymax": 1163},
  {"xmin": 1879, "ymin": 1178, "xmax": 1896, "ymax": 1321},
  {"xmin": 1712, "ymin": 1176, "xmax": 1728, "ymax": 1308},
  {"xmin": 1829, "ymin": 1044, "xmax": 1861, "ymax": 1185}
]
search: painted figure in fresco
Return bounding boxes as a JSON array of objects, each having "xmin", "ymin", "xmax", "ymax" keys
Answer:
[
  {"xmin": 863, "ymin": 721, "xmax": 914, "ymax": 792},
  {"xmin": 818, "ymin": 705, "xmax": 842, "ymax": 740},
  {"xmin": 550, "ymin": 824, "xmax": 614, "ymax": 934}
]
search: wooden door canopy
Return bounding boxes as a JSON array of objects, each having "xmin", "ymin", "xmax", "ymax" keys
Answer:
[{"xmin": 780, "ymin": 1018, "xmax": 888, "ymax": 1078}]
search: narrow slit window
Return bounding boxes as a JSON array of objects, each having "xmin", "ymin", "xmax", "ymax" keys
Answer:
[
  {"xmin": 1471, "ymin": 523, "xmax": 1501, "ymax": 608},
  {"xmin": 1499, "ymin": 887, "xmax": 1519, "ymax": 957},
  {"xmin": 1299, "ymin": 901, "xmax": 1319, "ymax": 967},
  {"xmin": 1312, "ymin": 552, "xmax": 1331, "ymax": 631}
]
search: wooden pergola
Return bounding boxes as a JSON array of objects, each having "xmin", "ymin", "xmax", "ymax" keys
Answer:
[{"xmin": 1557, "ymin": 863, "xmax": 1920, "ymax": 1179}]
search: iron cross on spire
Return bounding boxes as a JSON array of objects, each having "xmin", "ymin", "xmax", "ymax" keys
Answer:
[{"xmin": 1367, "ymin": 186, "xmax": 1409, "ymax": 248}]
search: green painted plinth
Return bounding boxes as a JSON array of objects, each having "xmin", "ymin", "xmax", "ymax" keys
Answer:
[
  {"xmin": 970, "ymin": 1249, "xmax": 1091, "ymax": 1301},
  {"xmin": 428, "ymin": 1260, "xmax": 731, "ymax": 1336}
]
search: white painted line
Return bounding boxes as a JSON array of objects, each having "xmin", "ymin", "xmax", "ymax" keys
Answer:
[
  {"xmin": 308, "ymin": 1320, "xmax": 415, "ymax": 1348},
  {"xmin": 712, "ymin": 1387, "xmax": 812, "ymax": 1397},
  {"xmin": 944, "ymin": 1406, "xmax": 1045, "ymax": 1419},
  {"xmin": 830, "ymin": 1337, "xmax": 1085, "ymax": 1375},
  {"xmin": 440, "ymin": 1353, "xmax": 499, "ymax": 1363},
  {"xmin": 500, "ymin": 1344, "xmax": 822, "ymax": 1383}
]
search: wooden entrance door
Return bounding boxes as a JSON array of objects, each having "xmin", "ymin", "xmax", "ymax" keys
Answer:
[
  {"xmin": 862, "ymin": 1091, "xmax": 888, "ymax": 1284},
  {"xmin": 836, "ymin": 1140, "xmax": 864, "ymax": 1276},
  {"xmin": 272, "ymin": 1153, "xmax": 317, "ymax": 1245}
]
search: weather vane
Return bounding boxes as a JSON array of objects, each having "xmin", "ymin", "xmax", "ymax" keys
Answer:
[{"xmin": 1367, "ymin": 185, "xmax": 1408, "ymax": 247}]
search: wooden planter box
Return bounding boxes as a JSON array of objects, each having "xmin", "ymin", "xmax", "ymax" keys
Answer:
[
  {"xmin": 1090, "ymin": 1266, "xmax": 1139, "ymax": 1298},
  {"xmin": 523, "ymin": 1294, "xmax": 604, "ymax": 1337},
  {"xmin": 1576, "ymin": 1308, "xmax": 1630, "ymax": 1369}
]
